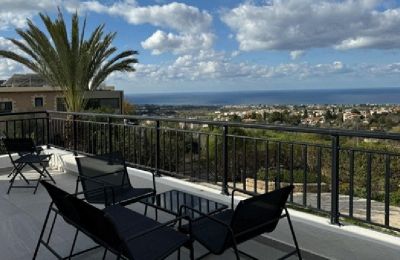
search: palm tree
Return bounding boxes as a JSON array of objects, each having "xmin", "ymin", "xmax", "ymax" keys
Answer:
[{"xmin": 0, "ymin": 10, "xmax": 137, "ymax": 112}]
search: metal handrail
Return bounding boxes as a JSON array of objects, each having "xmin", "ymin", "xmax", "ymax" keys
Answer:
[{"xmin": 47, "ymin": 110, "xmax": 400, "ymax": 140}]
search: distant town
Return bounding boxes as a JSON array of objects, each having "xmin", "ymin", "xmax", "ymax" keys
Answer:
[{"xmin": 134, "ymin": 103, "xmax": 400, "ymax": 132}]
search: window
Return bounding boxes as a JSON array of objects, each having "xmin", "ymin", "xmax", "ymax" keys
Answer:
[
  {"xmin": 34, "ymin": 97, "xmax": 43, "ymax": 107},
  {"xmin": 86, "ymin": 98, "xmax": 120, "ymax": 110},
  {"xmin": 0, "ymin": 102, "xmax": 12, "ymax": 113},
  {"xmin": 56, "ymin": 97, "xmax": 66, "ymax": 111}
]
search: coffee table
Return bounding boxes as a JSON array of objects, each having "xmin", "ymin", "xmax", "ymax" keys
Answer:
[{"xmin": 141, "ymin": 189, "xmax": 228, "ymax": 220}]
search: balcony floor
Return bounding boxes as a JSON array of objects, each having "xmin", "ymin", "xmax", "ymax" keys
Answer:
[
  {"xmin": 0, "ymin": 168, "xmax": 308, "ymax": 260},
  {"xmin": 1, "ymin": 145, "xmax": 400, "ymax": 260}
]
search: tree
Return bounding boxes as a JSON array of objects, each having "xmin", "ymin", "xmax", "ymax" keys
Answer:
[
  {"xmin": 123, "ymin": 100, "xmax": 136, "ymax": 115},
  {"xmin": 0, "ymin": 11, "xmax": 137, "ymax": 112},
  {"xmin": 351, "ymin": 108, "xmax": 361, "ymax": 114},
  {"xmin": 269, "ymin": 112, "xmax": 282, "ymax": 123},
  {"xmin": 302, "ymin": 109, "xmax": 308, "ymax": 119}
]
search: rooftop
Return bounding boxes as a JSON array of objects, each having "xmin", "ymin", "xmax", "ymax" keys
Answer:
[
  {"xmin": 0, "ymin": 74, "xmax": 116, "ymax": 91},
  {"xmin": 1, "ymin": 74, "xmax": 48, "ymax": 88}
]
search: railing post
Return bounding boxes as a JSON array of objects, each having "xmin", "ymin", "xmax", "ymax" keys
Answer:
[
  {"xmin": 331, "ymin": 135, "xmax": 340, "ymax": 225},
  {"xmin": 46, "ymin": 112, "xmax": 50, "ymax": 148},
  {"xmin": 73, "ymin": 114, "xmax": 77, "ymax": 156},
  {"xmin": 155, "ymin": 120, "xmax": 161, "ymax": 177},
  {"xmin": 221, "ymin": 125, "xmax": 229, "ymax": 195},
  {"xmin": 108, "ymin": 117, "xmax": 112, "ymax": 155}
]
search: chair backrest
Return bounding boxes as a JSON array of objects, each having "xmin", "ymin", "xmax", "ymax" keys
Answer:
[
  {"xmin": 40, "ymin": 180, "xmax": 120, "ymax": 250},
  {"xmin": 75, "ymin": 155, "xmax": 131, "ymax": 202},
  {"xmin": 231, "ymin": 185, "xmax": 294, "ymax": 240},
  {"xmin": 64, "ymin": 194, "xmax": 120, "ymax": 249},
  {"xmin": 3, "ymin": 138, "xmax": 36, "ymax": 155},
  {"xmin": 40, "ymin": 181, "xmax": 80, "ymax": 225}
]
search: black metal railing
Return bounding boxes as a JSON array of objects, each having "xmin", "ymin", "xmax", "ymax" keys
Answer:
[
  {"xmin": 1, "ymin": 111, "xmax": 400, "ymax": 233},
  {"xmin": 0, "ymin": 111, "xmax": 49, "ymax": 153}
]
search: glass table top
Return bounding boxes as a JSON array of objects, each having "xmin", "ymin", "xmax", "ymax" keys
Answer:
[{"xmin": 141, "ymin": 189, "xmax": 228, "ymax": 219}]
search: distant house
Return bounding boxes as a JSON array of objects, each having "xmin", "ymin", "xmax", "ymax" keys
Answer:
[
  {"xmin": 0, "ymin": 74, "xmax": 123, "ymax": 113},
  {"xmin": 343, "ymin": 112, "xmax": 362, "ymax": 121}
]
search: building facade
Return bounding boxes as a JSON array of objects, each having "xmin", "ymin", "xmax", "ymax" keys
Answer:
[{"xmin": 0, "ymin": 74, "xmax": 123, "ymax": 113}]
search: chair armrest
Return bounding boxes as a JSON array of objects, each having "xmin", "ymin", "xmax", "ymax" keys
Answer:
[
  {"xmin": 124, "ymin": 216, "xmax": 188, "ymax": 242},
  {"xmin": 74, "ymin": 177, "xmax": 116, "ymax": 205},
  {"xmin": 231, "ymin": 188, "xmax": 257, "ymax": 209},
  {"xmin": 179, "ymin": 205, "xmax": 237, "ymax": 246},
  {"xmin": 73, "ymin": 186, "xmax": 111, "ymax": 197},
  {"xmin": 178, "ymin": 205, "xmax": 231, "ymax": 229},
  {"xmin": 82, "ymin": 170, "xmax": 124, "ymax": 180},
  {"xmin": 78, "ymin": 174, "xmax": 116, "ymax": 187}
]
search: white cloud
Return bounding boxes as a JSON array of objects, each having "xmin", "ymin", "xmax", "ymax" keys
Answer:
[
  {"xmin": 0, "ymin": 58, "xmax": 29, "ymax": 79},
  {"xmin": 141, "ymin": 30, "xmax": 214, "ymax": 55},
  {"xmin": 221, "ymin": 0, "xmax": 400, "ymax": 51},
  {"xmin": 290, "ymin": 50, "xmax": 304, "ymax": 60},
  {"xmin": 109, "ymin": 50, "xmax": 358, "ymax": 83},
  {"xmin": 0, "ymin": 0, "xmax": 60, "ymax": 30},
  {"xmin": 67, "ymin": 1, "xmax": 211, "ymax": 33},
  {"xmin": 0, "ymin": 37, "xmax": 15, "ymax": 51},
  {"xmin": 67, "ymin": 0, "xmax": 214, "ymax": 54},
  {"xmin": 0, "ymin": 37, "xmax": 30, "ymax": 79},
  {"xmin": 231, "ymin": 50, "xmax": 240, "ymax": 57}
]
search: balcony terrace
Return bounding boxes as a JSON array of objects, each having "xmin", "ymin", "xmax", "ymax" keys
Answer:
[{"xmin": 0, "ymin": 111, "xmax": 399, "ymax": 259}]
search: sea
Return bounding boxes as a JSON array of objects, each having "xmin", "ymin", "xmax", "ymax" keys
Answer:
[{"xmin": 126, "ymin": 88, "xmax": 400, "ymax": 106}]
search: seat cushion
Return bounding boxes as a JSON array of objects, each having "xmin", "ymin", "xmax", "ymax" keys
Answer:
[
  {"xmin": 104, "ymin": 205, "xmax": 189, "ymax": 260},
  {"xmin": 180, "ymin": 209, "xmax": 234, "ymax": 254}
]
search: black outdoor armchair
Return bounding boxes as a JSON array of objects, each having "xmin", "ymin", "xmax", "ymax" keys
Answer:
[
  {"xmin": 3, "ymin": 138, "xmax": 54, "ymax": 194},
  {"xmin": 75, "ymin": 153, "xmax": 156, "ymax": 206},
  {"xmin": 34, "ymin": 181, "xmax": 193, "ymax": 260},
  {"xmin": 179, "ymin": 185, "xmax": 302, "ymax": 260}
]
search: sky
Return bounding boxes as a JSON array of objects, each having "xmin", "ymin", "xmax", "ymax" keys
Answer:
[{"xmin": 1, "ymin": 0, "xmax": 400, "ymax": 94}]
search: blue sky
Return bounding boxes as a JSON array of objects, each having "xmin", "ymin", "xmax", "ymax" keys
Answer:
[{"xmin": 1, "ymin": 0, "xmax": 400, "ymax": 93}]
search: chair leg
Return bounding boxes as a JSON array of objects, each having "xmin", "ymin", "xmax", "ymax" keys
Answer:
[
  {"xmin": 14, "ymin": 163, "xmax": 30, "ymax": 184},
  {"xmin": 15, "ymin": 163, "xmax": 29, "ymax": 183},
  {"xmin": 43, "ymin": 167, "xmax": 56, "ymax": 184},
  {"xmin": 30, "ymin": 163, "xmax": 55, "ymax": 184},
  {"xmin": 7, "ymin": 166, "xmax": 16, "ymax": 178},
  {"xmin": 68, "ymin": 229, "xmax": 79, "ymax": 259},
  {"xmin": 46, "ymin": 212, "xmax": 58, "ymax": 244},
  {"xmin": 232, "ymin": 246, "xmax": 240, "ymax": 260},
  {"xmin": 177, "ymin": 248, "xmax": 180, "ymax": 260},
  {"xmin": 189, "ymin": 243, "xmax": 194, "ymax": 260},
  {"xmin": 33, "ymin": 205, "xmax": 53, "ymax": 259},
  {"xmin": 285, "ymin": 208, "xmax": 302, "ymax": 260},
  {"xmin": 102, "ymin": 249, "xmax": 108, "ymax": 260},
  {"xmin": 34, "ymin": 174, "xmax": 42, "ymax": 194},
  {"xmin": 7, "ymin": 169, "xmax": 19, "ymax": 194},
  {"xmin": 19, "ymin": 172, "xmax": 30, "ymax": 184}
]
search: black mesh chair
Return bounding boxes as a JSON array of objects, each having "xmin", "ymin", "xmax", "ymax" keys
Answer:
[
  {"xmin": 75, "ymin": 154, "xmax": 156, "ymax": 206},
  {"xmin": 3, "ymin": 138, "xmax": 54, "ymax": 194},
  {"xmin": 34, "ymin": 181, "xmax": 193, "ymax": 260},
  {"xmin": 33, "ymin": 180, "xmax": 101, "ymax": 259},
  {"xmin": 179, "ymin": 185, "xmax": 302, "ymax": 260}
]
